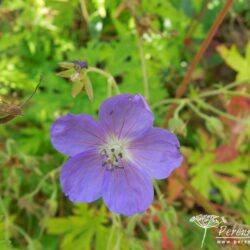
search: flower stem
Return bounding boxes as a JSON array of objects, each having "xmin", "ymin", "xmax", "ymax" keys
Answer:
[
  {"xmin": 223, "ymin": 77, "xmax": 250, "ymax": 90},
  {"xmin": 200, "ymin": 89, "xmax": 250, "ymax": 99},
  {"xmin": 25, "ymin": 168, "xmax": 60, "ymax": 198},
  {"xmin": 199, "ymin": 78, "xmax": 250, "ymax": 98},
  {"xmin": 86, "ymin": 67, "xmax": 120, "ymax": 94},
  {"xmin": 79, "ymin": 0, "xmax": 89, "ymax": 23},
  {"xmin": 137, "ymin": 32, "xmax": 149, "ymax": 100},
  {"xmin": 152, "ymin": 99, "xmax": 185, "ymax": 109},
  {"xmin": 187, "ymin": 102, "xmax": 211, "ymax": 120},
  {"xmin": 194, "ymin": 99, "xmax": 249, "ymax": 124},
  {"xmin": 174, "ymin": 101, "xmax": 186, "ymax": 117},
  {"xmin": 11, "ymin": 223, "xmax": 34, "ymax": 247},
  {"xmin": 201, "ymin": 228, "xmax": 207, "ymax": 248}
]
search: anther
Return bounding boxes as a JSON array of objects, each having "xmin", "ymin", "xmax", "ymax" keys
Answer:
[
  {"xmin": 114, "ymin": 156, "xmax": 118, "ymax": 162},
  {"xmin": 116, "ymin": 165, "xmax": 124, "ymax": 169},
  {"xmin": 100, "ymin": 136, "xmax": 128, "ymax": 171},
  {"xmin": 100, "ymin": 149, "xmax": 107, "ymax": 156}
]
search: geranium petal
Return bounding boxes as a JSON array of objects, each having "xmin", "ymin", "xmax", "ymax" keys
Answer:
[
  {"xmin": 129, "ymin": 128, "xmax": 183, "ymax": 179},
  {"xmin": 99, "ymin": 94, "xmax": 154, "ymax": 139},
  {"xmin": 60, "ymin": 151, "xmax": 104, "ymax": 202},
  {"xmin": 102, "ymin": 161, "xmax": 154, "ymax": 216},
  {"xmin": 51, "ymin": 114, "xmax": 105, "ymax": 156}
]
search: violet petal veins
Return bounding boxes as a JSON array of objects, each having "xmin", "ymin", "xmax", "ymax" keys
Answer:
[{"xmin": 50, "ymin": 94, "xmax": 183, "ymax": 216}]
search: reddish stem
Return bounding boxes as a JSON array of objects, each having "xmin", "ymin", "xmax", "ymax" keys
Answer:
[
  {"xmin": 164, "ymin": 0, "xmax": 235, "ymax": 216},
  {"xmin": 163, "ymin": 0, "xmax": 234, "ymax": 128}
]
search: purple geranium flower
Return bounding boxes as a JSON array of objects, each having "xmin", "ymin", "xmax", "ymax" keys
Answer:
[{"xmin": 50, "ymin": 94, "xmax": 183, "ymax": 216}]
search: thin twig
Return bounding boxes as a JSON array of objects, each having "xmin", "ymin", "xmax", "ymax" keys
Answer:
[
  {"xmin": 163, "ymin": 0, "xmax": 234, "ymax": 215},
  {"xmin": 79, "ymin": 0, "xmax": 89, "ymax": 23},
  {"xmin": 137, "ymin": 31, "xmax": 149, "ymax": 100},
  {"xmin": 21, "ymin": 76, "xmax": 42, "ymax": 108}
]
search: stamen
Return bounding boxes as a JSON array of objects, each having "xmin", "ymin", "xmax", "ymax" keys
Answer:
[
  {"xmin": 99, "ymin": 136, "xmax": 130, "ymax": 171},
  {"xmin": 116, "ymin": 165, "xmax": 124, "ymax": 169}
]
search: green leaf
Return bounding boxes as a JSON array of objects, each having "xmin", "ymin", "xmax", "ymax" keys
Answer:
[
  {"xmin": 46, "ymin": 204, "xmax": 111, "ymax": 250},
  {"xmin": 213, "ymin": 157, "xmax": 248, "ymax": 178},
  {"xmin": 217, "ymin": 45, "xmax": 246, "ymax": 72},
  {"xmin": 84, "ymin": 75, "xmax": 94, "ymax": 101},
  {"xmin": 190, "ymin": 153, "xmax": 214, "ymax": 197},
  {"xmin": 72, "ymin": 80, "xmax": 84, "ymax": 98},
  {"xmin": 217, "ymin": 44, "xmax": 250, "ymax": 80},
  {"xmin": 211, "ymin": 176, "xmax": 241, "ymax": 203},
  {"xmin": 56, "ymin": 69, "xmax": 75, "ymax": 78},
  {"xmin": 59, "ymin": 62, "xmax": 75, "ymax": 69},
  {"xmin": 190, "ymin": 150, "xmax": 247, "ymax": 202}
]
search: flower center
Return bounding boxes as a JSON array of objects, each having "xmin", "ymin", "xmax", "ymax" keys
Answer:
[{"xmin": 100, "ymin": 136, "xmax": 130, "ymax": 171}]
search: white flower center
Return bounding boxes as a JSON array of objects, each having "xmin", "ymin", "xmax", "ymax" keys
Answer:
[{"xmin": 100, "ymin": 136, "xmax": 130, "ymax": 171}]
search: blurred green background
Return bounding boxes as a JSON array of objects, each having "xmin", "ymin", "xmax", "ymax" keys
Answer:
[{"xmin": 0, "ymin": 0, "xmax": 250, "ymax": 249}]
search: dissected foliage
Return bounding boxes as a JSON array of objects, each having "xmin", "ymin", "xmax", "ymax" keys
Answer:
[{"xmin": 0, "ymin": 0, "xmax": 249, "ymax": 249}]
